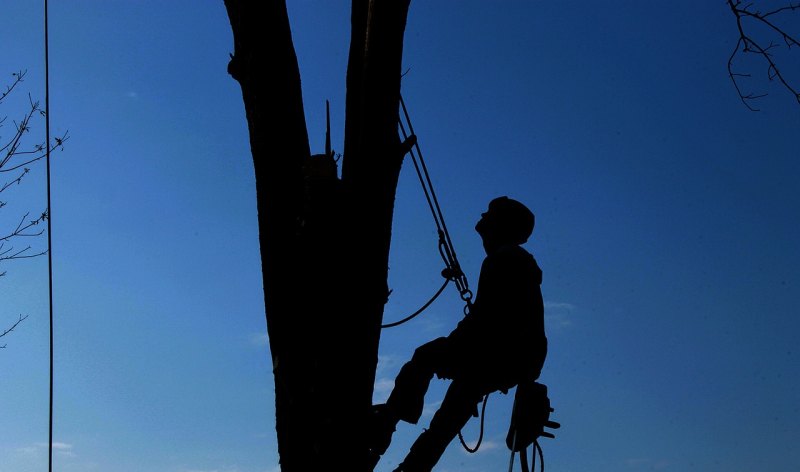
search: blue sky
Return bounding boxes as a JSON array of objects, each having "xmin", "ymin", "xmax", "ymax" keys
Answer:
[{"xmin": 2, "ymin": 1, "xmax": 799, "ymax": 471}]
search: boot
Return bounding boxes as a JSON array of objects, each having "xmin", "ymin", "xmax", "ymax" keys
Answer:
[{"xmin": 366, "ymin": 403, "xmax": 398, "ymax": 469}]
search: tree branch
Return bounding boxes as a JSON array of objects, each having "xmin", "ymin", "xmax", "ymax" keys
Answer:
[
  {"xmin": 0, "ymin": 71, "xmax": 26, "ymax": 105},
  {"xmin": 1, "ymin": 93, "xmax": 69, "ymax": 172},
  {"xmin": 1, "ymin": 314, "xmax": 28, "ymax": 348},
  {"xmin": 1, "ymin": 70, "xmax": 64, "ymax": 279},
  {"xmin": 726, "ymin": 0, "xmax": 800, "ymax": 110}
]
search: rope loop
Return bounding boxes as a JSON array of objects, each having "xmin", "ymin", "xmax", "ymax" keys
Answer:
[
  {"xmin": 457, "ymin": 393, "xmax": 490, "ymax": 453},
  {"xmin": 381, "ymin": 279, "xmax": 450, "ymax": 328}
]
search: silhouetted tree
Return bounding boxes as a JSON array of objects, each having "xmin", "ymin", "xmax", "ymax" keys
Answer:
[
  {"xmin": 224, "ymin": 1, "xmax": 411, "ymax": 470},
  {"xmin": 1, "ymin": 70, "xmax": 67, "ymax": 348},
  {"xmin": 726, "ymin": 0, "xmax": 800, "ymax": 110},
  {"xmin": 223, "ymin": 2, "xmax": 799, "ymax": 470}
]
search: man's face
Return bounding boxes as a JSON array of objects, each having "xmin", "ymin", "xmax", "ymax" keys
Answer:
[{"xmin": 475, "ymin": 207, "xmax": 496, "ymax": 237}]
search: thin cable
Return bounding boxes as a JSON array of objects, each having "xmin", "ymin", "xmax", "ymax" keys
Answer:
[{"xmin": 44, "ymin": 1, "xmax": 55, "ymax": 471}]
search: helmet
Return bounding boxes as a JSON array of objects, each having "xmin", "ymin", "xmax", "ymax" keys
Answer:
[{"xmin": 481, "ymin": 196, "xmax": 535, "ymax": 245}]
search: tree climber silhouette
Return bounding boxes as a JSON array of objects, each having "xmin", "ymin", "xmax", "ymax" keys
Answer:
[{"xmin": 368, "ymin": 196, "xmax": 548, "ymax": 472}]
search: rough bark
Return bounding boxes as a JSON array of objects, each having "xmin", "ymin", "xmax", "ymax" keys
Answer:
[{"xmin": 224, "ymin": 1, "xmax": 411, "ymax": 470}]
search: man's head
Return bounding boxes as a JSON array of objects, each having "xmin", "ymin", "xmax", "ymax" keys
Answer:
[{"xmin": 475, "ymin": 196, "xmax": 535, "ymax": 247}]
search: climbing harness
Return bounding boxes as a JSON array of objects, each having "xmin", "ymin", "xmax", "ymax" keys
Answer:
[
  {"xmin": 379, "ymin": 95, "xmax": 561, "ymax": 466},
  {"xmin": 505, "ymin": 381, "xmax": 560, "ymax": 472}
]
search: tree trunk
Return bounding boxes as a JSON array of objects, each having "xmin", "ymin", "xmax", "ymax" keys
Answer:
[{"xmin": 224, "ymin": 1, "xmax": 411, "ymax": 470}]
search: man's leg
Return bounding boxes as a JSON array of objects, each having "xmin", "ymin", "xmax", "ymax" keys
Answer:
[
  {"xmin": 368, "ymin": 337, "xmax": 451, "ymax": 467},
  {"xmin": 385, "ymin": 337, "xmax": 450, "ymax": 423},
  {"xmin": 395, "ymin": 379, "xmax": 487, "ymax": 472}
]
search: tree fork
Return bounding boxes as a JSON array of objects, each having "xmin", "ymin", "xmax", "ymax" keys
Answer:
[{"xmin": 225, "ymin": 0, "xmax": 411, "ymax": 470}]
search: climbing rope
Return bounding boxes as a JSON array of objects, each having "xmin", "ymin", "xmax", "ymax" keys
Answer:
[
  {"xmin": 380, "ymin": 95, "xmax": 472, "ymax": 329},
  {"xmin": 457, "ymin": 393, "xmax": 489, "ymax": 453},
  {"xmin": 399, "ymin": 94, "xmax": 472, "ymax": 309},
  {"xmin": 379, "ymin": 96, "xmax": 559, "ymax": 467},
  {"xmin": 380, "ymin": 279, "xmax": 449, "ymax": 328},
  {"xmin": 508, "ymin": 439, "xmax": 544, "ymax": 472}
]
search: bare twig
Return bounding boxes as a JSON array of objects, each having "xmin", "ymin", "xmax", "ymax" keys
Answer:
[
  {"xmin": 1, "ymin": 314, "xmax": 29, "ymax": 348},
  {"xmin": 1, "ymin": 167, "xmax": 31, "ymax": 196},
  {"xmin": 0, "ymin": 211, "xmax": 48, "ymax": 267},
  {"xmin": 1, "ymin": 93, "xmax": 69, "ymax": 172},
  {"xmin": 1, "ymin": 69, "xmax": 65, "ymax": 284},
  {"xmin": 0, "ymin": 71, "xmax": 26, "ymax": 105},
  {"xmin": 1, "ymin": 211, "xmax": 47, "ymax": 242},
  {"xmin": 726, "ymin": 0, "xmax": 800, "ymax": 110}
]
